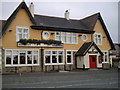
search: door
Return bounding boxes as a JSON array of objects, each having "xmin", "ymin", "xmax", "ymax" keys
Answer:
[{"xmin": 89, "ymin": 55, "xmax": 97, "ymax": 68}]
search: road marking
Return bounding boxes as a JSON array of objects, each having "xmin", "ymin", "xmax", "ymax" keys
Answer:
[{"xmin": 57, "ymin": 82, "xmax": 118, "ymax": 88}]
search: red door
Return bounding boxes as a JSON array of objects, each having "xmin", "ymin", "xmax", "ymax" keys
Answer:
[{"xmin": 89, "ymin": 55, "xmax": 97, "ymax": 68}]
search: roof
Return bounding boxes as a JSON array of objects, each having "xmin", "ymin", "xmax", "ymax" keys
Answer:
[
  {"xmin": 1, "ymin": 1, "xmax": 115, "ymax": 50},
  {"xmin": 80, "ymin": 13, "xmax": 115, "ymax": 50},
  {"xmin": 1, "ymin": 1, "xmax": 36, "ymax": 37},
  {"xmin": 31, "ymin": 14, "xmax": 94, "ymax": 33},
  {"xmin": 76, "ymin": 42, "xmax": 103, "ymax": 56}
]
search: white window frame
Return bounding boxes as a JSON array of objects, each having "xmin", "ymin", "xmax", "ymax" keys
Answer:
[
  {"xmin": 66, "ymin": 50, "xmax": 77, "ymax": 64},
  {"xmin": 16, "ymin": 26, "xmax": 29, "ymax": 41},
  {"xmin": 5, "ymin": 49, "xmax": 39, "ymax": 67},
  {"xmin": 102, "ymin": 50, "xmax": 109, "ymax": 62},
  {"xmin": 55, "ymin": 32, "xmax": 78, "ymax": 44},
  {"xmin": 44, "ymin": 50, "xmax": 64, "ymax": 65},
  {"xmin": 94, "ymin": 33, "xmax": 102, "ymax": 45},
  {"xmin": 82, "ymin": 34, "xmax": 88, "ymax": 41},
  {"xmin": 42, "ymin": 31, "xmax": 50, "ymax": 39}
]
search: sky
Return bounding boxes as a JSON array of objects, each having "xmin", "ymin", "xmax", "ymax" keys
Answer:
[{"xmin": 0, "ymin": 0, "xmax": 119, "ymax": 43}]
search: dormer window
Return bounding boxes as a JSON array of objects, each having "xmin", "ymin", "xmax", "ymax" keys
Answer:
[
  {"xmin": 94, "ymin": 33, "xmax": 102, "ymax": 45},
  {"xmin": 16, "ymin": 26, "xmax": 29, "ymax": 41}
]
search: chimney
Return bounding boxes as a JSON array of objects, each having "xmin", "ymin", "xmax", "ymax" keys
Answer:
[
  {"xmin": 29, "ymin": 2, "xmax": 34, "ymax": 17},
  {"xmin": 64, "ymin": 9, "xmax": 70, "ymax": 20}
]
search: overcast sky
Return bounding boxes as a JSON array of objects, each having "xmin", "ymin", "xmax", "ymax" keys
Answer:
[{"xmin": 0, "ymin": 0, "xmax": 119, "ymax": 43}]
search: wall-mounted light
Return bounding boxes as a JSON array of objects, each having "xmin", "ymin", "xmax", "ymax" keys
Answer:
[
  {"xmin": 51, "ymin": 33, "xmax": 54, "ymax": 35},
  {"xmin": 103, "ymin": 36, "xmax": 106, "ymax": 38},
  {"xmin": 9, "ymin": 30, "xmax": 12, "ymax": 32},
  {"xmin": 78, "ymin": 35, "xmax": 82, "ymax": 37}
]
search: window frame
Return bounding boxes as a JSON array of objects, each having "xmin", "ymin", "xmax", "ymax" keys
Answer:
[
  {"xmin": 42, "ymin": 31, "xmax": 50, "ymax": 39},
  {"xmin": 55, "ymin": 32, "xmax": 78, "ymax": 44},
  {"xmin": 44, "ymin": 50, "xmax": 64, "ymax": 65},
  {"xmin": 5, "ymin": 49, "xmax": 39, "ymax": 67},
  {"xmin": 66, "ymin": 50, "xmax": 77, "ymax": 64},
  {"xmin": 16, "ymin": 26, "xmax": 29, "ymax": 42},
  {"xmin": 94, "ymin": 33, "xmax": 102, "ymax": 45},
  {"xmin": 82, "ymin": 34, "xmax": 88, "ymax": 41}
]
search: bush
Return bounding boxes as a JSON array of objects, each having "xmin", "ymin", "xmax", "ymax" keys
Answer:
[{"xmin": 18, "ymin": 39, "xmax": 62, "ymax": 45}]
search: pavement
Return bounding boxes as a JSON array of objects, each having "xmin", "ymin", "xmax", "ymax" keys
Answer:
[{"xmin": 1, "ymin": 68, "xmax": 120, "ymax": 88}]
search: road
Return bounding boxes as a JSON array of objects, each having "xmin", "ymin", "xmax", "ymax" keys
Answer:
[{"xmin": 2, "ymin": 68, "xmax": 120, "ymax": 88}]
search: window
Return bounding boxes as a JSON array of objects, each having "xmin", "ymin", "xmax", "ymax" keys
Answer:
[
  {"xmin": 66, "ymin": 50, "xmax": 77, "ymax": 64},
  {"xmin": 82, "ymin": 34, "xmax": 88, "ymax": 41},
  {"xmin": 103, "ymin": 51, "xmax": 108, "ymax": 62},
  {"xmin": 6, "ymin": 50, "xmax": 12, "ymax": 64},
  {"xmin": 94, "ymin": 33, "xmax": 102, "ymax": 45},
  {"xmin": 44, "ymin": 50, "xmax": 64, "ymax": 65},
  {"xmin": 55, "ymin": 32, "xmax": 77, "ymax": 44},
  {"xmin": 42, "ymin": 31, "xmax": 50, "ymax": 39},
  {"xmin": 5, "ymin": 49, "xmax": 39, "ymax": 66},
  {"xmin": 98, "ymin": 55, "xmax": 103, "ymax": 63},
  {"xmin": 13, "ymin": 50, "xmax": 18, "ymax": 64},
  {"xmin": 16, "ymin": 27, "xmax": 29, "ymax": 41}
]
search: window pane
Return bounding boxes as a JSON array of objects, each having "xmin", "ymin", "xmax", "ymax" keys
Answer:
[
  {"xmin": 18, "ymin": 28, "xmax": 22, "ymax": 33},
  {"xmin": 61, "ymin": 36, "xmax": 66, "ymax": 43},
  {"xmin": 45, "ymin": 56, "xmax": 50, "ymax": 63},
  {"xmin": 58, "ymin": 51, "xmax": 63, "ymax": 55},
  {"xmin": 33, "ymin": 51, "xmax": 38, "ymax": 55},
  {"xmin": 45, "ymin": 51, "xmax": 51, "ymax": 55},
  {"xmin": 67, "ymin": 55, "xmax": 71, "ymax": 63},
  {"xmin": 58, "ymin": 55, "xmax": 63, "ymax": 63},
  {"xmin": 13, "ymin": 55, "xmax": 18, "ymax": 64},
  {"xmin": 6, "ymin": 50, "xmax": 12, "ymax": 55},
  {"xmin": 20, "ymin": 53, "xmax": 26, "ymax": 64},
  {"xmin": 52, "ymin": 51, "xmax": 57, "ymax": 54},
  {"xmin": 27, "ymin": 51, "xmax": 32, "ymax": 64},
  {"xmin": 13, "ymin": 50, "xmax": 18, "ymax": 54},
  {"xmin": 23, "ymin": 29, "xmax": 28, "ymax": 33},
  {"xmin": 72, "ymin": 37, "xmax": 76, "ymax": 43},
  {"xmin": 67, "ymin": 51, "xmax": 71, "ymax": 54},
  {"xmin": 66, "ymin": 33, "xmax": 71, "ymax": 43},
  {"xmin": 6, "ymin": 55, "xmax": 11, "ymax": 64},
  {"xmin": 33, "ymin": 55, "xmax": 38, "ymax": 64},
  {"xmin": 18, "ymin": 34, "xmax": 22, "ymax": 40},
  {"xmin": 52, "ymin": 56, "xmax": 57, "ymax": 63}
]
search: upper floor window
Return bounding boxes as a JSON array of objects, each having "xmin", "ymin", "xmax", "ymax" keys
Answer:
[
  {"xmin": 42, "ymin": 31, "xmax": 50, "ymax": 39},
  {"xmin": 94, "ymin": 33, "xmax": 102, "ymax": 45},
  {"xmin": 82, "ymin": 34, "xmax": 88, "ymax": 41},
  {"xmin": 16, "ymin": 27, "xmax": 29, "ymax": 41},
  {"xmin": 55, "ymin": 32, "xmax": 77, "ymax": 44}
]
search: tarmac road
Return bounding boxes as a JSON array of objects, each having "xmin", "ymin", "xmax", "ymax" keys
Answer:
[{"xmin": 2, "ymin": 68, "xmax": 119, "ymax": 88}]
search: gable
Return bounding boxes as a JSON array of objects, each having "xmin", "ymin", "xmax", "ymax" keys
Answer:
[
  {"xmin": 94, "ymin": 19, "xmax": 115, "ymax": 50},
  {"xmin": 76, "ymin": 42, "xmax": 103, "ymax": 56},
  {"xmin": 1, "ymin": 1, "xmax": 35, "ymax": 38}
]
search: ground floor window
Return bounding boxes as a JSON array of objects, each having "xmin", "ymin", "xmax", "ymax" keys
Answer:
[
  {"xmin": 5, "ymin": 49, "xmax": 39, "ymax": 66},
  {"xmin": 98, "ymin": 55, "xmax": 103, "ymax": 63},
  {"xmin": 44, "ymin": 50, "xmax": 64, "ymax": 65},
  {"xmin": 103, "ymin": 51, "xmax": 108, "ymax": 62},
  {"xmin": 66, "ymin": 50, "xmax": 77, "ymax": 64}
]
